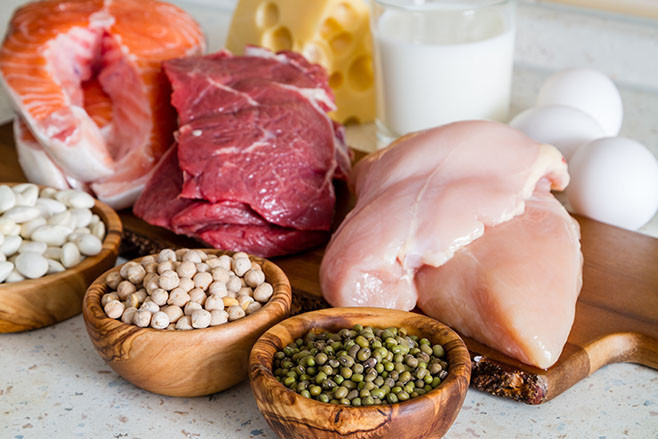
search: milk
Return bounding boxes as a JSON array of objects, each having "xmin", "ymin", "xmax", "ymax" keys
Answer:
[{"xmin": 373, "ymin": 6, "xmax": 515, "ymax": 141}]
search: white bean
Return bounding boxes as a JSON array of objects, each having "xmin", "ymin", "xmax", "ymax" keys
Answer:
[
  {"xmin": 6, "ymin": 269, "xmax": 25, "ymax": 282},
  {"xmin": 15, "ymin": 252, "xmax": 49, "ymax": 279},
  {"xmin": 74, "ymin": 233, "xmax": 102, "ymax": 256},
  {"xmin": 3, "ymin": 206, "xmax": 40, "ymax": 223},
  {"xmin": 40, "ymin": 187, "xmax": 57, "ymax": 199},
  {"xmin": 0, "ymin": 235, "xmax": 22, "ymax": 256},
  {"xmin": 0, "ymin": 261, "xmax": 13, "ymax": 282},
  {"xmin": 20, "ymin": 217, "xmax": 46, "ymax": 239},
  {"xmin": 0, "ymin": 186, "xmax": 16, "ymax": 213},
  {"xmin": 60, "ymin": 242, "xmax": 81, "ymax": 268},
  {"xmin": 64, "ymin": 190, "xmax": 95, "ymax": 209},
  {"xmin": 0, "ymin": 252, "xmax": 5, "ymax": 262},
  {"xmin": 35, "ymin": 198, "xmax": 66, "ymax": 216},
  {"xmin": 46, "ymin": 258, "xmax": 65, "ymax": 274},
  {"xmin": 0, "ymin": 218, "xmax": 15, "ymax": 235},
  {"xmin": 91, "ymin": 221, "xmax": 105, "ymax": 240},
  {"xmin": 43, "ymin": 246, "xmax": 62, "ymax": 260},
  {"xmin": 31, "ymin": 225, "xmax": 71, "ymax": 246},
  {"xmin": 18, "ymin": 241, "xmax": 47, "ymax": 254},
  {"xmin": 70, "ymin": 208, "xmax": 92, "ymax": 228},
  {"xmin": 48, "ymin": 211, "xmax": 72, "ymax": 227}
]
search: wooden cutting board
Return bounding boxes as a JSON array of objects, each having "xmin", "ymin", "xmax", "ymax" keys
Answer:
[{"xmin": 1, "ymin": 122, "xmax": 656, "ymax": 404}]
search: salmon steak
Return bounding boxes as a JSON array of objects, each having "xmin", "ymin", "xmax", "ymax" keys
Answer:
[
  {"xmin": 0, "ymin": 0, "xmax": 205, "ymax": 208},
  {"xmin": 320, "ymin": 121, "xmax": 583, "ymax": 369}
]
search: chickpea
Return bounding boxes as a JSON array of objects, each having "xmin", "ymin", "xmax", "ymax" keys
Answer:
[
  {"xmin": 244, "ymin": 269, "xmax": 265, "ymax": 288},
  {"xmin": 140, "ymin": 255, "xmax": 156, "ymax": 267},
  {"xmin": 226, "ymin": 275, "xmax": 241, "ymax": 293},
  {"xmin": 195, "ymin": 262, "xmax": 209, "ymax": 273},
  {"xmin": 174, "ymin": 278, "xmax": 192, "ymax": 294},
  {"xmin": 104, "ymin": 300, "xmax": 125, "ymax": 319},
  {"xmin": 184, "ymin": 301, "xmax": 202, "ymax": 316},
  {"xmin": 191, "ymin": 309, "xmax": 211, "ymax": 329},
  {"xmin": 121, "ymin": 307, "xmax": 138, "ymax": 324},
  {"xmin": 150, "ymin": 311, "xmax": 170, "ymax": 330},
  {"xmin": 126, "ymin": 264, "xmax": 146, "ymax": 284},
  {"xmin": 193, "ymin": 272, "xmax": 213, "ymax": 290},
  {"xmin": 157, "ymin": 260, "xmax": 174, "ymax": 274},
  {"xmin": 206, "ymin": 257, "xmax": 222, "ymax": 269},
  {"xmin": 217, "ymin": 255, "xmax": 232, "ymax": 270},
  {"xmin": 117, "ymin": 280, "xmax": 137, "ymax": 300},
  {"xmin": 232, "ymin": 257, "xmax": 251, "ymax": 277},
  {"xmin": 188, "ymin": 288, "xmax": 207, "ymax": 305},
  {"xmin": 158, "ymin": 270, "xmax": 179, "ymax": 291},
  {"xmin": 254, "ymin": 282, "xmax": 274, "ymax": 303},
  {"xmin": 150, "ymin": 288, "xmax": 169, "ymax": 306},
  {"xmin": 238, "ymin": 295, "xmax": 254, "ymax": 310},
  {"xmin": 144, "ymin": 262, "xmax": 158, "ymax": 274},
  {"xmin": 176, "ymin": 261, "xmax": 196, "ymax": 278},
  {"xmin": 119, "ymin": 262, "xmax": 139, "ymax": 279},
  {"xmin": 157, "ymin": 248, "xmax": 176, "ymax": 263},
  {"xmin": 208, "ymin": 281, "xmax": 228, "ymax": 297},
  {"xmin": 167, "ymin": 288, "xmax": 190, "ymax": 307},
  {"xmin": 133, "ymin": 289, "xmax": 147, "ymax": 302},
  {"xmin": 222, "ymin": 297, "xmax": 239, "ymax": 308},
  {"xmin": 211, "ymin": 267, "xmax": 230, "ymax": 283},
  {"xmin": 106, "ymin": 272, "xmax": 122, "ymax": 289},
  {"xmin": 237, "ymin": 287, "xmax": 253, "ymax": 297},
  {"xmin": 195, "ymin": 250, "xmax": 208, "ymax": 261},
  {"xmin": 134, "ymin": 310, "xmax": 152, "ymax": 328},
  {"xmin": 175, "ymin": 315, "xmax": 193, "ymax": 330},
  {"xmin": 233, "ymin": 252, "xmax": 249, "ymax": 260},
  {"xmin": 204, "ymin": 294, "xmax": 224, "ymax": 311},
  {"xmin": 174, "ymin": 248, "xmax": 190, "ymax": 260},
  {"xmin": 245, "ymin": 301, "xmax": 262, "ymax": 315},
  {"xmin": 182, "ymin": 250, "xmax": 201, "ymax": 263},
  {"xmin": 227, "ymin": 305, "xmax": 245, "ymax": 321},
  {"xmin": 140, "ymin": 301, "xmax": 160, "ymax": 313},
  {"xmin": 124, "ymin": 293, "xmax": 140, "ymax": 309},
  {"xmin": 162, "ymin": 305, "xmax": 184, "ymax": 323},
  {"xmin": 101, "ymin": 292, "xmax": 119, "ymax": 307},
  {"xmin": 210, "ymin": 309, "xmax": 229, "ymax": 326},
  {"xmin": 166, "ymin": 324, "xmax": 176, "ymax": 331},
  {"xmin": 143, "ymin": 273, "xmax": 159, "ymax": 292}
]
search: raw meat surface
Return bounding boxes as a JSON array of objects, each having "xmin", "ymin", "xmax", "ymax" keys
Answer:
[
  {"xmin": 0, "ymin": 0, "xmax": 205, "ymax": 208},
  {"xmin": 134, "ymin": 48, "xmax": 348, "ymax": 257},
  {"xmin": 320, "ymin": 121, "xmax": 583, "ymax": 369}
]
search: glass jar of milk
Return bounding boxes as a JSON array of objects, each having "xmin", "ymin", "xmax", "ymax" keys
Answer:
[{"xmin": 371, "ymin": 0, "xmax": 516, "ymax": 145}]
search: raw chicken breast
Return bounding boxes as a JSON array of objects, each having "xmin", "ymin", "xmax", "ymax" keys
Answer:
[
  {"xmin": 320, "ymin": 121, "xmax": 583, "ymax": 369},
  {"xmin": 0, "ymin": 0, "xmax": 205, "ymax": 208}
]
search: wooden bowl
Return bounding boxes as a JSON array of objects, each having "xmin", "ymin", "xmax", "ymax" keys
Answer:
[
  {"xmin": 82, "ymin": 250, "xmax": 292, "ymax": 397},
  {"xmin": 249, "ymin": 307, "xmax": 471, "ymax": 439},
  {"xmin": 0, "ymin": 183, "xmax": 122, "ymax": 333}
]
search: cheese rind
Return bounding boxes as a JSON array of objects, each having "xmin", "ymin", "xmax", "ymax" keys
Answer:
[{"xmin": 227, "ymin": 0, "xmax": 375, "ymax": 124}]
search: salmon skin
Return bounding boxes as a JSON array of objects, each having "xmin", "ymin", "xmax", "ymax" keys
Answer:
[{"xmin": 0, "ymin": 0, "xmax": 205, "ymax": 209}]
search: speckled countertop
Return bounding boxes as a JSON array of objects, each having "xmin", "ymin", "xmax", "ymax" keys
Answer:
[{"xmin": 1, "ymin": 1, "xmax": 658, "ymax": 438}]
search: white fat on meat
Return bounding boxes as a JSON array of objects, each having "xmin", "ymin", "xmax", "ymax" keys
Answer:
[{"xmin": 320, "ymin": 120, "xmax": 583, "ymax": 369}]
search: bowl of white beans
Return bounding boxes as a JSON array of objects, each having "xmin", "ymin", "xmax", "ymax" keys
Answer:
[
  {"xmin": 0, "ymin": 182, "xmax": 122, "ymax": 332},
  {"xmin": 82, "ymin": 248, "xmax": 292, "ymax": 397}
]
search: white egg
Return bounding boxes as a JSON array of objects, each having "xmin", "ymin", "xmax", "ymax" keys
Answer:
[
  {"xmin": 567, "ymin": 137, "xmax": 658, "ymax": 230},
  {"xmin": 537, "ymin": 68, "xmax": 623, "ymax": 137},
  {"xmin": 510, "ymin": 105, "xmax": 605, "ymax": 159}
]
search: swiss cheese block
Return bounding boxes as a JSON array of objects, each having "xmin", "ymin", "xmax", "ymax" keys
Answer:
[{"xmin": 227, "ymin": 0, "xmax": 374, "ymax": 124}]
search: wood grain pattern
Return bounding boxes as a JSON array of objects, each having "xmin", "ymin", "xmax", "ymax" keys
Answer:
[
  {"xmin": 82, "ymin": 250, "xmax": 292, "ymax": 397},
  {"xmin": 249, "ymin": 307, "xmax": 471, "ymax": 439},
  {"xmin": 0, "ymin": 183, "xmax": 122, "ymax": 333}
]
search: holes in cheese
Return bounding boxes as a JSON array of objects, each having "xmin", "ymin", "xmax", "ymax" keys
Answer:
[
  {"xmin": 264, "ymin": 26, "xmax": 293, "ymax": 51},
  {"xmin": 348, "ymin": 55, "xmax": 373, "ymax": 91},
  {"xmin": 330, "ymin": 32, "xmax": 353, "ymax": 54},
  {"xmin": 227, "ymin": 0, "xmax": 375, "ymax": 124},
  {"xmin": 256, "ymin": 2, "xmax": 279, "ymax": 29}
]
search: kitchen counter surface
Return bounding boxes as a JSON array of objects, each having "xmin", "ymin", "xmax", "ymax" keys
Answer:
[{"xmin": 1, "ymin": 1, "xmax": 657, "ymax": 438}]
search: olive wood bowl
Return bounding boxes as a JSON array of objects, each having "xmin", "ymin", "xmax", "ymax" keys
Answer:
[
  {"xmin": 0, "ymin": 183, "xmax": 122, "ymax": 333},
  {"xmin": 249, "ymin": 307, "xmax": 471, "ymax": 439},
  {"xmin": 82, "ymin": 250, "xmax": 292, "ymax": 397}
]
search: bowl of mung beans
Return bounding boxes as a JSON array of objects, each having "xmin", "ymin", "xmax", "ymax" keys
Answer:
[
  {"xmin": 249, "ymin": 307, "xmax": 471, "ymax": 439},
  {"xmin": 83, "ymin": 248, "xmax": 292, "ymax": 397}
]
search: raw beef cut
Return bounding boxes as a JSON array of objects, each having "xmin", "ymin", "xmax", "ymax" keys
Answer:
[
  {"xmin": 0, "ymin": 0, "xmax": 205, "ymax": 208},
  {"xmin": 320, "ymin": 121, "xmax": 583, "ymax": 369},
  {"xmin": 134, "ymin": 48, "xmax": 349, "ymax": 257}
]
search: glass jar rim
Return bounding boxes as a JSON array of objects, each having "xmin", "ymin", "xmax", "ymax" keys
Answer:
[{"xmin": 371, "ymin": 0, "xmax": 512, "ymax": 11}]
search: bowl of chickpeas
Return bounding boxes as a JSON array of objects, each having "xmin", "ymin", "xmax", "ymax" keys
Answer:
[
  {"xmin": 82, "ymin": 248, "xmax": 292, "ymax": 397},
  {"xmin": 249, "ymin": 307, "xmax": 471, "ymax": 439}
]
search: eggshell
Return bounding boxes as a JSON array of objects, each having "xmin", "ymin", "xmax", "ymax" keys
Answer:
[
  {"xmin": 537, "ymin": 68, "xmax": 623, "ymax": 137},
  {"xmin": 510, "ymin": 105, "xmax": 605, "ymax": 159},
  {"xmin": 567, "ymin": 137, "xmax": 658, "ymax": 230}
]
